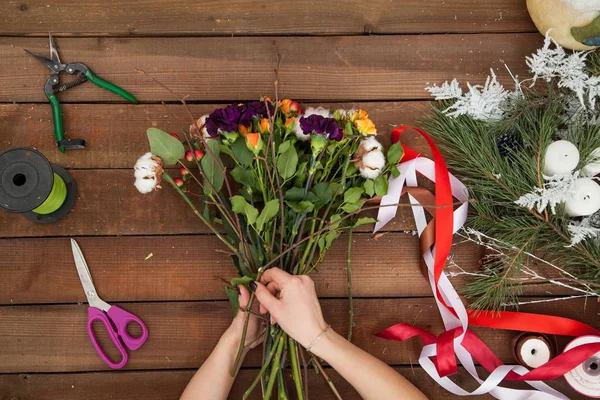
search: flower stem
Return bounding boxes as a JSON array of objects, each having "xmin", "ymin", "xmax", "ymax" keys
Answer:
[
  {"xmin": 243, "ymin": 330, "xmax": 284, "ymax": 399},
  {"xmin": 263, "ymin": 332, "xmax": 287, "ymax": 400},
  {"xmin": 162, "ymin": 172, "xmax": 238, "ymax": 254},
  {"xmin": 288, "ymin": 337, "xmax": 305, "ymax": 400},
  {"xmin": 313, "ymin": 357, "xmax": 343, "ymax": 400},
  {"xmin": 230, "ymin": 267, "xmax": 266, "ymax": 377}
]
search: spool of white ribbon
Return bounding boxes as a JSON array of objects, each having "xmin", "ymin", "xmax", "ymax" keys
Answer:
[
  {"xmin": 516, "ymin": 337, "xmax": 552, "ymax": 369},
  {"xmin": 564, "ymin": 336, "xmax": 600, "ymax": 398}
]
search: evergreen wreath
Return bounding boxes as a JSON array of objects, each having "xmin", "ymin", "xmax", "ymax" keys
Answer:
[{"xmin": 421, "ymin": 34, "xmax": 600, "ymax": 311}]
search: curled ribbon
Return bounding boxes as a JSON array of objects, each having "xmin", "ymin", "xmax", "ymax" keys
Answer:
[{"xmin": 375, "ymin": 126, "xmax": 600, "ymax": 399}]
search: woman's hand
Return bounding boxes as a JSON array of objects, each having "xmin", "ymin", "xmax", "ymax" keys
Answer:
[
  {"xmin": 222, "ymin": 285, "xmax": 265, "ymax": 350},
  {"xmin": 251, "ymin": 268, "xmax": 328, "ymax": 348}
]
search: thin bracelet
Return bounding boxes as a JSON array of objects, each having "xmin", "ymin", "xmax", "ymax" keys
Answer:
[{"xmin": 306, "ymin": 324, "xmax": 331, "ymax": 352}]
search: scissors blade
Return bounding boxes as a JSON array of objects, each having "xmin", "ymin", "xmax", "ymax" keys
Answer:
[
  {"xmin": 71, "ymin": 239, "xmax": 110, "ymax": 312},
  {"xmin": 24, "ymin": 49, "xmax": 57, "ymax": 71},
  {"xmin": 48, "ymin": 33, "xmax": 61, "ymax": 65}
]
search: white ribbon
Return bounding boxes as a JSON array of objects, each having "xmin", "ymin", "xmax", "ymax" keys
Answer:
[{"xmin": 375, "ymin": 158, "xmax": 568, "ymax": 399}]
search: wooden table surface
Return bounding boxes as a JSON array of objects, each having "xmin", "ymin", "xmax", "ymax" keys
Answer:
[{"xmin": 0, "ymin": 1, "xmax": 595, "ymax": 399}]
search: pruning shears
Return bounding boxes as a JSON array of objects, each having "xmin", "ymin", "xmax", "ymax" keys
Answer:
[{"xmin": 25, "ymin": 34, "xmax": 138, "ymax": 152}]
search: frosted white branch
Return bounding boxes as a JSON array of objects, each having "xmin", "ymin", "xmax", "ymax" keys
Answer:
[
  {"xmin": 568, "ymin": 216, "xmax": 600, "ymax": 246},
  {"xmin": 514, "ymin": 172, "xmax": 579, "ymax": 214}
]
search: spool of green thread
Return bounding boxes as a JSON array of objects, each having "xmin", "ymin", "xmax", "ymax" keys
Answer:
[
  {"xmin": 0, "ymin": 148, "xmax": 77, "ymax": 224},
  {"xmin": 32, "ymin": 173, "xmax": 67, "ymax": 214}
]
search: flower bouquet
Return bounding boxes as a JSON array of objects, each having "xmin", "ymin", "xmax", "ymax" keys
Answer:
[{"xmin": 134, "ymin": 97, "xmax": 402, "ymax": 398}]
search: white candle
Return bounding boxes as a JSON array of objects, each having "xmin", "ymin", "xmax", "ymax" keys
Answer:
[
  {"xmin": 543, "ymin": 140, "xmax": 580, "ymax": 176},
  {"xmin": 582, "ymin": 148, "xmax": 600, "ymax": 177},
  {"xmin": 564, "ymin": 178, "xmax": 600, "ymax": 217}
]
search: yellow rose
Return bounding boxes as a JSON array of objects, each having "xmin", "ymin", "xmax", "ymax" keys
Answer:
[
  {"xmin": 354, "ymin": 118, "xmax": 377, "ymax": 136},
  {"xmin": 351, "ymin": 109, "xmax": 369, "ymax": 121}
]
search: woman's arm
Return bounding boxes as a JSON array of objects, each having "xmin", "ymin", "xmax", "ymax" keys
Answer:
[
  {"xmin": 181, "ymin": 285, "xmax": 263, "ymax": 400},
  {"xmin": 252, "ymin": 268, "xmax": 427, "ymax": 400}
]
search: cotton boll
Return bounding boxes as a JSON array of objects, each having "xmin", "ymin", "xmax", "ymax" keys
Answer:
[
  {"xmin": 133, "ymin": 152, "xmax": 163, "ymax": 194},
  {"xmin": 361, "ymin": 136, "xmax": 383, "ymax": 152},
  {"xmin": 359, "ymin": 150, "xmax": 385, "ymax": 179},
  {"xmin": 294, "ymin": 116, "xmax": 310, "ymax": 141},
  {"xmin": 304, "ymin": 107, "xmax": 331, "ymax": 118},
  {"xmin": 134, "ymin": 177, "xmax": 158, "ymax": 194},
  {"xmin": 190, "ymin": 115, "xmax": 210, "ymax": 139}
]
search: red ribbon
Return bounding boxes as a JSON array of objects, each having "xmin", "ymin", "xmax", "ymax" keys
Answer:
[{"xmin": 378, "ymin": 126, "xmax": 600, "ymax": 381}]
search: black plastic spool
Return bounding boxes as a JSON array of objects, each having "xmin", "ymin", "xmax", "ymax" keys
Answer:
[{"xmin": 0, "ymin": 148, "xmax": 76, "ymax": 224}]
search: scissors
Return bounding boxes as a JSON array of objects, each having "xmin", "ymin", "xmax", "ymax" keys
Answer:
[
  {"xmin": 71, "ymin": 238, "xmax": 149, "ymax": 369},
  {"xmin": 24, "ymin": 34, "xmax": 138, "ymax": 152}
]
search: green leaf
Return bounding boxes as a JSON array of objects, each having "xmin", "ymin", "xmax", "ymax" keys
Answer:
[
  {"xmin": 374, "ymin": 174, "xmax": 388, "ymax": 197},
  {"xmin": 224, "ymin": 286, "xmax": 240, "ymax": 318},
  {"xmin": 147, "ymin": 128, "xmax": 185, "ymax": 165},
  {"xmin": 284, "ymin": 187, "xmax": 306, "ymax": 202},
  {"xmin": 318, "ymin": 230, "xmax": 340, "ymax": 254},
  {"xmin": 201, "ymin": 140, "xmax": 225, "ymax": 194},
  {"xmin": 391, "ymin": 166, "xmax": 401, "ymax": 179},
  {"xmin": 341, "ymin": 202, "xmax": 361, "ymax": 213},
  {"xmin": 231, "ymin": 195, "xmax": 259, "ymax": 225},
  {"xmin": 294, "ymin": 161, "xmax": 308, "ymax": 186},
  {"xmin": 255, "ymin": 199, "xmax": 279, "ymax": 232},
  {"xmin": 219, "ymin": 143, "xmax": 234, "ymax": 158},
  {"xmin": 230, "ymin": 166, "xmax": 256, "ymax": 187},
  {"xmin": 231, "ymin": 276, "xmax": 255, "ymax": 286},
  {"xmin": 329, "ymin": 214, "xmax": 341, "ymax": 229},
  {"xmin": 277, "ymin": 146, "xmax": 298, "ymax": 180},
  {"xmin": 387, "ymin": 142, "xmax": 404, "ymax": 165},
  {"xmin": 344, "ymin": 187, "xmax": 364, "ymax": 205},
  {"xmin": 353, "ymin": 217, "xmax": 376, "ymax": 227},
  {"xmin": 364, "ymin": 180, "xmax": 375, "ymax": 197},
  {"xmin": 231, "ymin": 137, "xmax": 254, "ymax": 166},
  {"xmin": 285, "ymin": 201, "xmax": 313, "ymax": 214},
  {"xmin": 311, "ymin": 182, "xmax": 333, "ymax": 207},
  {"xmin": 278, "ymin": 140, "xmax": 292, "ymax": 155}
]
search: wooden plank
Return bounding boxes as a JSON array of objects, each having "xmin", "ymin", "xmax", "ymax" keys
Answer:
[
  {"xmin": 0, "ymin": 234, "xmax": 484, "ymax": 304},
  {"xmin": 0, "ymin": 169, "xmax": 420, "ymax": 237},
  {"xmin": 0, "ymin": 298, "xmax": 595, "ymax": 373},
  {"xmin": 0, "ymin": 0, "xmax": 535, "ymax": 36},
  {"xmin": 0, "ymin": 367, "xmax": 585, "ymax": 400},
  {"xmin": 2, "ymin": 34, "xmax": 541, "ymax": 103},
  {"xmin": 0, "ymin": 102, "xmax": 429, "ymax": 169}
]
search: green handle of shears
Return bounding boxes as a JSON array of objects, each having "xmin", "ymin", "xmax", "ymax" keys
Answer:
[
  {"xmin": 46, "ymin": 93, "xmax": 66, "ymax": 153},
  {"xmin": 84, "ymin": 70, "xmax": 138, "ymax": 104}
]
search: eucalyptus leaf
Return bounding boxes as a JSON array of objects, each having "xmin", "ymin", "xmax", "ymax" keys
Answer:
[
  {"xmin": 277, "ymin": 146, "xmax": 298, "ymax": 180},
  {"xmin": 255, "ymin": 199, "xmax": 279, "ymax": 232},
  {"xmin": 232, "ymin": 138, "xmax": 254, "ymax": 166},
  {"xmin": 353, "ymin": 217, "xmax": 377, "ymax": 227},
  {"xmin": 201, "ymin": 140, "xmax": 225, "ymax": 194},
  {"xmin": 231, "ymin": 195, "xmax": 259, "ymax": 225},
  {"xmin": 341, "ymin": 202, "xmax": 361, "ymax": 213},
  {"xmin": 374, "ymin": 174, "xmax": 389, "ymax": 197},
  {"xmin": 387, "ymin": 142, "xmax": 404, "ymax": 165},
  {"xmin": 147, "ymin": 128, "xmax": 185, "ymax": 165},
  {"xmin": 364, "ymin": 179, "xmax": 375, "ymax": 197},
  {"xmin": 224, "ymin": 286, "xmax": 240, "ymax": 317},
  {"xmin": 311, "ymin": 182, "xmax": 333, "ymax": 207},
  {"xmin": 344, "ymin": 187, "xmax": 364, "ymax": 205},
  {"xmin": 284, "ymin": 187, "xmax": 305, "ymax": 202}
]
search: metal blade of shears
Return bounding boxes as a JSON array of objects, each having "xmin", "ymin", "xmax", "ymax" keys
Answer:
[
  {"xmin": 23, "ymin": 49, "xmax": 59, "ymax": 72},
  {"xmin": 71, "ymin": 239, "xmax": 110, "ymax": 312},
  {"xmin": 48, "ymin": 33, "xmax": 61, "ymax": 65}
]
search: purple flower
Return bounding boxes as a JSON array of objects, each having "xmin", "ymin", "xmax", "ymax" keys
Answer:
[
  {"xmin": 242, "ymin": 101, "xmax": 275, "ymax": 120},
  {"xmin": 206, "ymin": 104, "xmax": 243, "ymax": 136},
  {"xmin": 299, "ymin": 115, "xmax": 343, "ymax": 141}
]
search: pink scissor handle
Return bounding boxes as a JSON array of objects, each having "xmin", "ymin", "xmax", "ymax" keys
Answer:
[
  {"xmin": 87, "ymin": 307, "xmax": 128, "ymax": 369},
  {"xmin": 106, "ymin": 305, "xmax": 149, "ymax": 351}
]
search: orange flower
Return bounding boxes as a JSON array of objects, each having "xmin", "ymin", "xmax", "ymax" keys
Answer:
[
  {"xmin": 259, "ymin": 118, "xmax": 270, "ymax": 133},
  {"xmin": 354, "ymin": 118, "xmax": 377, "ymax": 136},
  {"xmin": 280, "ymin": 99, "xmax": 300, "ymax": 116},
  {"xmin": 245, "ymin": 132, "xmax": 264, "ymax": 154},
  {"xmin": 285, "ymin": 117, "xmax": 296, "ymax": 128},
  {"xmin": 261, "ymin": 95, "xmax": 273, "ymax": 103},
  {"xmin": 238, "ymin": 124, "xmax": 249, "ymax": 137},
  {"xmin": 351, "ymin": 109, "xmax": 369, "ymax": 121}
]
